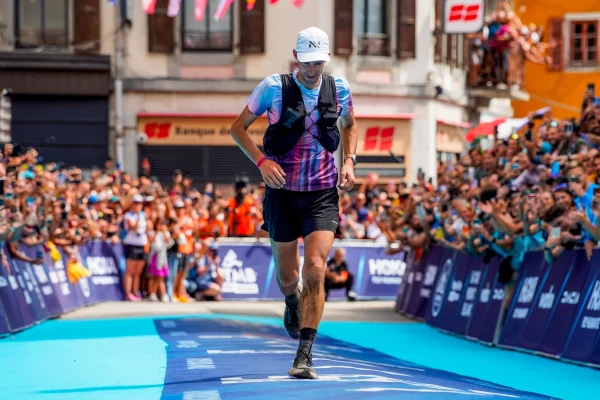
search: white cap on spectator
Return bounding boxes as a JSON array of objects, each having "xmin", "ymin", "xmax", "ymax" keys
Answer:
[
  {"xmin": 174, "ymin": 200, "xmax": 185, "ymax": 208},
  {"xmin": 132, "ymin": 194, "xmax": 144, "ymax": 203}
]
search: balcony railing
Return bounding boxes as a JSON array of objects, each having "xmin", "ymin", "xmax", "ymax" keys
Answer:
[
  {"xmin": 182, "ymin": 30, "xmax": 232, "ymax": 52},
  {"xmin": 357, "ymin": 33, "xmax": 390, "ymax": 57}
]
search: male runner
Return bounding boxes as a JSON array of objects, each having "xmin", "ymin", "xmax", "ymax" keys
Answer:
[{"xmin": 231, "ymin": 26, "xmax": 357, "ymax": 379}]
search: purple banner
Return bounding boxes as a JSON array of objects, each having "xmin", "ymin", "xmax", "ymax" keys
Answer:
[
  {"xmin": 561, "ymin": 251, "xmax": 600, "ymax": 364},
  {"xmin": 354, "ymin": 246, "xmax": 407, "ymax": 298},
  {"xmin": 426, "ymin": 250, "xmax": 456, "ymax": 327},
  {"xmin": 474, "ymin": 258, "xmax": 505, "ymax": 344},
  {"xmin": 0, "ymin": 304, "xmax": 8, "ymax": 335},
  {"xmin": 465, "ymin": 257, "xmax": 501, "ymax": 342},
  {"xmin": 19, "ymin": 245, "xmax": 62, "ymax": 318},
  {"xmin": 219, "ymin": 243, "xmax": 274, "ymax": 300},
  {"xmin": 518, "ymin": 252, "xmax": 577, "ymax": 352},
  {"xmin": 538, "ymin": 251, "xmax": 596, "ymax": 356},
  {"xmin": 0, "ymin": 253, "xmax": 33, "ymax": 331},
  {"xmin": 407, "ymin": 249, "xmax": 439, "ymax": 319},
  {"xmin": 453, "ymin": 253, "xmax": 486, "ymax": 336},
  {"xmin": 82, "ymin": 241, "xmax": 125, "ymax": 302},
  {"xmin": 499, "ymin": 251, "xmax": 547, "ymax": 348}
]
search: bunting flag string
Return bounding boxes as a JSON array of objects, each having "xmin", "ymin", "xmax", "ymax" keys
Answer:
[
  {"xmin": 213, "ymin": 0, "xmax": 234, "ymax": 20},
  {"xmin": 142, "ymin": 0, "xmax": 157, "ymax": 15},
  {"xmin": 246, "ymin": 0, "xmax": 256, "ymax": 10},
  {"xmin": 167, "ymin": 0, "xmax": 183, "ymax": 17},
  {"xmin": 195, "ymin": 0, "xmax": 209, "ymax": 21},
  {"xmin": 291, "ymin": 0, "xmax": 303, "ymax": 7}
]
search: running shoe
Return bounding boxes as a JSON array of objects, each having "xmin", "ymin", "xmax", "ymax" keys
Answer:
[
  {"xmin": 288, "ymin": 348, "xmax": 317, "ymax": 379},
  {"xmin": 283, "ymin": 285, "xmax": 301, "ymax": 339}
]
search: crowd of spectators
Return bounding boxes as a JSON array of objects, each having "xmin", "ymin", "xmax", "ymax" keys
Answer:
[{"xmin": 468, "ymin": 1, "xmax": 551, "ymax": 90}]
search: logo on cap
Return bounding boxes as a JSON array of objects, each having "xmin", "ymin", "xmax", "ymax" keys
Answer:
[{"xmin": 309, "ymin": 41, "xmax": 320, "ymax": 49}]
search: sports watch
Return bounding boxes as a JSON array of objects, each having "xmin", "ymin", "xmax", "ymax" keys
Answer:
[{"xmin": 344, "ymin": 154, "xmax": 357, "ymax": 166}]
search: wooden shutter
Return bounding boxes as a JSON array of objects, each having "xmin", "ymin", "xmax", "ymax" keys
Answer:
[
  {"xmin": 547, "ymin": 17, "xmax": 564, "ymax": 71},
  {"xmin": 463, "ymin": 34, "xmax": 470, "ymax": 69},
  {"xmin": 334, "ymin": 0, "xmax": 353, "ymax": 56},
  {"xmin": 239, "ymin": 0, "xmax": 265, "ymax": 54},
  {"xmin": 74, "ymin": 0, "xmax": 100, "ymax": 53},
  {"xmin": 148, "ymin": 0, "xmax": 174, "ymax": 54},
  {"xmin": 434, "ymin": 0, "xmax": 442, "ymax": 62},
  {"xmin": 397, "ymin": 0, "xmax": 416, "ymax": 59},
  {"xmin": 446, "ymin": 34, "xmax": 453, "ymax": 65}
]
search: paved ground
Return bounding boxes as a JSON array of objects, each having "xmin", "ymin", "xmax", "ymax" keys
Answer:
[{"xmin": 60, "ymin": 300, "xmax": 415, "ymax": 323}]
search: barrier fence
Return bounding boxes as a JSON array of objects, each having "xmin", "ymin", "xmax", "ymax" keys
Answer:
[
  {"xmin": 395, "ymin": 245, "xmax": 600, "ymax": 369},
  {"xmin": 0, "ymin": 239, "xmax": 407, "ymax": 337}
]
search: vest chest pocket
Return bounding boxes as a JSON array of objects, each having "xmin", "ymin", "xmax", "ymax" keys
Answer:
[{"xmin": 280, "ymin": 106, "xmax": 304, "ymax": 129}]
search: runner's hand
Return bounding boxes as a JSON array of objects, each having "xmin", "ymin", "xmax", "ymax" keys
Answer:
[
  {"xmin": 259, "ymin": 159, "xmax": 286, "ymax": 189},
  {"xmin": 338, "ymin": 162, "xmax": 356, "ymax": 191}
]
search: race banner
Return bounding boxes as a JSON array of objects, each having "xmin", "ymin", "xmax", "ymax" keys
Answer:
[
  {"xmin": 469, "ymin": 257, "xmax": 504, "ymax": 344},
  {"xmin": 0, "ymin": 303, "xmax": 9, "ymax": 335},
  {"xmin": 561, "ymin": 251, "xmax": 600, "ymax": 364},
  {"xmin": 82, "ymin": 241, "xmax": 125, "ymax": 303},
  {"xmin": 19, "ymin": 245, "xmax": 62, "ymax": 317},
  {"xmin": 426, "ymin": 249, "xmax": 456, "ymax": 327},
  {"xmin": 453, "ymin": 253, "xmax": 486, "ymax": 336},
  {"xmin": 538, "ymin": 250, "xmax": 596, "ymax": 356},
  {"xmin": 518, "ymin": 252, "xmax": 577, "ymax": 352},
  {"xmin": 219, "ymin": 243, "xmax": 273, "ymax": 300},
  {"xmin": 406, "ymin": 248, "xmax": 439, "ymax": 319},
  {"xmin": 0, "ymin": 256, "xmax": 33, "ymax": 332},
  {"xmin": 498, "ymin": 251, "xmax": 546, "ymax": 348}
]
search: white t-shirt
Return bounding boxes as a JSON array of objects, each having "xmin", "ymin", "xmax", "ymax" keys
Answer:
[{"xmin": 123, "ymin": 211, "xmax": 147, "ymax": 246}]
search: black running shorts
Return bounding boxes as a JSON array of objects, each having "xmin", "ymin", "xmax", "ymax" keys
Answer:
[{"xmin": 261, "ymin": 186, "xmax": 341, "ymax": 243}]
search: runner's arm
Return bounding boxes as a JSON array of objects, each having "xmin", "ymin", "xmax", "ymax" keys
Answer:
[
  {"xmin": 339, "ymin": 110, "xmax": 358, "ymax": 162},
  {"xmin": 230, "ymin": 107, "xmax": 265, "ymax": 165}
]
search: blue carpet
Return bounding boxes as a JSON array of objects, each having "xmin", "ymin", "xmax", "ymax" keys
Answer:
[{"xmin": 0, "ymin": 313, "xmax": 596, "ymax": 400}]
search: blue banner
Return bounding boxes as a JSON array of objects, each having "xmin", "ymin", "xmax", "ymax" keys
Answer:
[
  {"xmin": 561, "ymin": 251, "xmax": 600, "ymax": 364},
  {"xmin": 426, "ymin": 250, "xmax": 456, "ymax": 328},
  {"xmin": 517, "ymin": 252, "xmax": 577, "ymax": 352},
  {"xmin": 83, "ymin": 241, "xmax": 125, "ymax": 302},
  {"xmin": 453, "ymin": 253, "xmax": 486, "ymax": 336},
  {"xmin": 0, "ymin": 303, "xmax": 9, "ymax": 336},
  {"xmin": 538, "ymin": 250, "xmax": 595, "ymax": 357},
  {"xmin": 498, "ymin": 251, "xmax": 546, "ymax": 349},
  {"xmin": 407, "ymin": 248, "xmax": 439, "ymax": 319}
]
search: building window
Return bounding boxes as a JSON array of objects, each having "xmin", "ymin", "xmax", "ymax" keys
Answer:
[
  {"xmin": 182, "ymin": 0, "xmax": 233, "ymax": 52},
  {"xmin": 355, "ymin": 0, "xmax": 389, "ymax": 56},
  {"xmin": 15, "ymin": 0, "xmax": 68, "ymax": 48},
  {"xmin": 570, "ymin": 21, "xmax": 598, "ymax": 66}
]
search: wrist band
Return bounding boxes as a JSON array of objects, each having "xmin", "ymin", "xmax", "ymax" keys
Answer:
[{"xmin": 256, "ymin": 156, "xmax": 267, "ymax": 168}]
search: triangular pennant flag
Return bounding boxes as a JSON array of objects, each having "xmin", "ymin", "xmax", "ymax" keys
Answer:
[
  {"xmin": 195, "ymin": 0, "xmax": 208, "ymax": 21},
  {"xmin": 246, "ymin": 0, "xmax": 256, "ymax": 10},
  {"xmin": 291, "ymin": 0, "xmax": 303, "ymax": 7},
  {"xmin": 270, "ymin": 0, "xmax": 279, "ymax": 4},
  {"xmin": 142, "ymin": 0, "xmax": 157, "ymax": 14},
  {"xmin": 167, "ymin": 0, "xmax": 182, "ymax": 17},
  {"xmin": 213, "ymin": 0, "xmax": 234, "ymax": 20}
]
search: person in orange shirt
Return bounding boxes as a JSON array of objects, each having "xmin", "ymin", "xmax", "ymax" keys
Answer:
[
  {"xmin": 173, "ymin": 200, "xmax": 194, "ymax": 302},
  {"xmin": 228, "ymin": 175, "xmax": 256, "ymax": 237},
  {"xmin": 198, "ymin": 203, "xmax": 226, "ymax": 239}
]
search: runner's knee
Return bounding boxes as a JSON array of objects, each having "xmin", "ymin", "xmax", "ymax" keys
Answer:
[{"xmin": 302, "ymin": 256, "xmax": 325, "ymax": 289}]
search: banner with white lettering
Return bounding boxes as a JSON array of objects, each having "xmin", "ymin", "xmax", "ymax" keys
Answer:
[
  {"xmin": 498, "ymin": 251, "xmax": 546, "ymax": 348},
  {"xmin": 0, "ymin": 251, "xmax": 35, "ymax": 331},
  {"xmin": 452, "ymin": 253, "xmax": 485, "ymax": 336},
  {"xmin": 407, "ymin": 248, "xmax": 440, "ymax": 319},
  {"xmin": 517, "ymin": 252, "xmax": 577, "ymax": 351},
  {"xmin": 426, "ymin": 249, "xmax": 456, "ymax": 327},
  {"xmin": 19, "ymin": 245, "xmax": 62, "ymax": 317},
  {"xmin": 355, "ymin": 247, "xmax": 407, "ymax": 298},
  {"xmin": 0, "ymin": 303, "xmax": 9, "ymax": 335},
  {"xmin": 83, "ymin": 241, "xmax": 125, "ymax": 302},
  {"xmin": 561, "ymin": 251, "xmax": 600, "ymax": 364},
  {"xmin": 465, "ymin": 257, "xmax": 501, "ymax": 342},
  {"xmin": 538, "ymin": 251, "xmax": 596, "ymax": 356},
  {"xmin": 219, "ymin": 243, "xmax": 273, "ymax": 300},
  {"xmin": 430, "ymin": 251, "xmax": 470, "ymax": 332}
]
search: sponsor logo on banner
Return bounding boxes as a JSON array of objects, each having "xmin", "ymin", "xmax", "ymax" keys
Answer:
[
  {"xmin": 461, "ymin": 270, "xmax": 482, "ymax": 318},
  {"xmin": 561, "ymin": 290, "xmax": 580, "ymax": 305},
  {"xmin": 368, "ymin": 258, "xmax": 406, "ymax": 285},
  {"xmin": 431, "ymin": 258, "xmax": 453, "ymax": 318},
  {"xmin": 443, "ymin": 0, "xmax": 485, "ymax": 34},
  {"xmin": 512, "ymin": 276, "xmax": 538, "ymax": 319},
  {"xmin": 86, "ymin": 256, "xmax": 121, "ymax": 285},
  {"xmin": 538, "ymin": 285, "xmax": 556, "ymax": 310},
  {"xmin": 420, "ymin": 265, "xmax": 438, "ymax": 299},
  {"xmin": 220, "ymin": 249, "xmax": 259, "ymax": 295},
  {"xmin": 582, "ymin": 281, "xmax": 600, "ymax": 330},
  {"xmin": 0, "ymin": 276, "xmax": 7, "ymax": 288}
]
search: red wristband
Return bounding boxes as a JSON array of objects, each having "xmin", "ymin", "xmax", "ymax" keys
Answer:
[{"xmin": 256, "ymin": 155, "xmax": 267, "ymax": 168}]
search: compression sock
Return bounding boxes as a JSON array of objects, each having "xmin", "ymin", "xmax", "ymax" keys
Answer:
[{"xmin": 299, "ymin": 328, "xmax": 317, "ymax": 353}]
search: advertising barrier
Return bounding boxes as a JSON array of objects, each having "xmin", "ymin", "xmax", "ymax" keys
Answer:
[
  {"xmin": 0, "ymin": 239, "xmax": 407, "ymax": 337},
  {"xmin": 395, "ymin": 245, "xmax": 600, "ymax": 368}
]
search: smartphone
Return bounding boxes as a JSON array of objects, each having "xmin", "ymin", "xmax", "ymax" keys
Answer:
[
  {"xmin": 594, "ymin": 97, "xmax": 600, "ymax": 107},
  {"xmin": 588, "ymin": 83, "xmax": 595, "ymax": 95},
  {"xmin": 551, "ymin": 161, "xmax": 560, "ymax": 178},
  {"xmin": 551, "ymin": 227, "xmax": 561, "ymax": 239}
]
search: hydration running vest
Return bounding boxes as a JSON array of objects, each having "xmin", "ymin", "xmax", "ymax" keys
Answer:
[{"xmin": 262, "ymin": 73, "xmax": 341, "ymax": 157}]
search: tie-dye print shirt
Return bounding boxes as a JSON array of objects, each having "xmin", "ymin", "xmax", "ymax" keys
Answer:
[{"xmin": 246, "ymin": 70, "xmax": 354, "ymax": 192}]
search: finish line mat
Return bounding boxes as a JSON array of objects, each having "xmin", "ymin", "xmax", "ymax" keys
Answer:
[{"xmin": 154, "ymin": 318, "xmax": 557, "ymax": 400}]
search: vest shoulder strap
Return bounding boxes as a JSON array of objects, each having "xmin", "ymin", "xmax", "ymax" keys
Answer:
[
  {"xmin": 280, "ymin": 73, "xmax": 304, "ymax": 116},
  {"xmin": 317, "ymin": 74, "xmax": 338, "ymax": 112}
]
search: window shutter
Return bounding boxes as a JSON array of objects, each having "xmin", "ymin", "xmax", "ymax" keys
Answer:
[
  {"xmin": 547, "ymin": 17, "xmax": 564, "ymax": 71},
  {"xmin": 434, "ymin": 0, "xmax": 443, "ymax": 62},
  {"xmin": 148, "ymin": 0, "xmax": 174, "ymax": 54},
  {"xmin": 463, "ymin": 34, "xmax": 470, "ymax": 69},
  {"xmin": 239, "ymin": 0, "xmax": 265, "ymax": 54},
  {"xmin": 334, "ymin": 0, "xmax": 353, "ymax": 56},
  {"xmin": 74, "ymin": 0, "xmax": 100, "ymax": 53},
  {"xmin": 397, "ymin": 0, "xmax": 416, "ymax": 59},
  {"xmin": 446, "ymin": 34, "xmax": 453, "ymax": 65}
]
